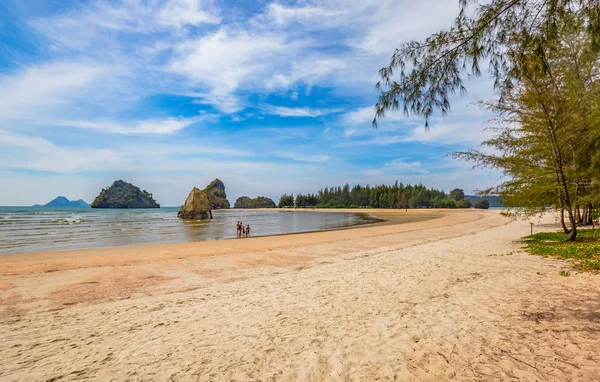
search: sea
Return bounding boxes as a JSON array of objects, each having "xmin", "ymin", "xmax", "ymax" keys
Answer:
[{"xmin": 0, "ymin": 207, "xmax": 377, "ymax": 255}]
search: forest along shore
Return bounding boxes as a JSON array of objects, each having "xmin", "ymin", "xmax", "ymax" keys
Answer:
[{"xmin": 1, "ymin": 209, "xmax": 599, "ymax": 381}]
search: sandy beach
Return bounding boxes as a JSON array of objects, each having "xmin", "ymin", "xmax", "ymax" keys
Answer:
[{"xmin": 1, "ymin": 209, "xmax": 599, "ymax": 381}]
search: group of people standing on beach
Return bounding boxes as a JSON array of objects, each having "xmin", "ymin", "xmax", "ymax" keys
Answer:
[{"xmin": 236, "ymin": 221, "xmax": 250, "ymax": 238}]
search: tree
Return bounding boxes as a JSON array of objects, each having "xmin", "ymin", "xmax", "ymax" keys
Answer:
[
  {"xmin": 454, "ymin": 9, "xmax": 600, "ymax": 240},
  {"xmin": 475, "ymin": 199, "xmax": 490, "ymax": 209},
  {"xmin": 91, "ymin": 180, "xmax": 160, "ymax": 208},
  {"xmin": 456, "ymin": 199, "xmax": 472, "ymax": 208},
  {"xmin": 374, "ymin": 0, "xmax": 599, "ymax": 127},
  {"xmin": 235, "ymin": 196, "xmax": 276, "ymax": 208},
  {"xmin": 278, "ymin": 193, "xmax": 294, "ymax": 208},
  {"xmin": 283, "ymin": 182, "xmax": 460, "ymax": 209},
  {"xmin": 450, "ymin": 188, "xmax": 465, "ymax": 201}
]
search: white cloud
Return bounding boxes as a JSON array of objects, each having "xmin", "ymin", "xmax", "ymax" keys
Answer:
[
  {"xmin": 341, "ymin": 105, "xmax": 419, "ymax": 126},
  {"xmin": 349, "ymin": 0, "xmax": 460, "ymax": 55},
  {"xmin": 262, "ymin": 3, "xmax": 341, "ymax": 26},
  {"xmin": 34, "ymin": 0, "xmax": 221, "ymax": 38},
  {"xmin": 0, "ymin": 0, "xmax": 507, "ymax": 206},
  {"xmin": 0, "ymin": 62, "xmax": 104, "ymax": 122},
  {"xmin": 0, "ymin": 129, "xmax": 256, "ymax": 176},
  {"xmin": 276, "ymin": 152, "xmax": 330, "ymax": 162},
  {"xmin": 169, "ymin": 28, "xmax": 291, "ymax": 112},
  {"xmin": 266, "ymin": 58, "xmax": 346, "ymax": 90},
  {"xmin": 364, "ymin": 159, "xmax": 428, "ymax": 177},
  {"xmin": 0, "ymin": 130, "xmax": 125, "ymax": 174},
  {"xmin": 58, "ymin": 115, "xmax": 212, "ymax": 135},
  {"xmin": 264, "ymin": 105, "xmax": 339, "ymax": 117},
  {"xmin": 402, "ymin": 122, "xmax": 493, "ymax": 146},
  {"xmin": 157, "ymin": 0, "xmax": 221, "ymax": 28},
  {"xmin": 341, "ymin": 106, "xmax": 375, "ymax": 125}
]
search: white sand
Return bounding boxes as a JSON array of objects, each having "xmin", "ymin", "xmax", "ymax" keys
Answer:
[{"xmin": 1, "ymin": 209, "xmax": 599, "ymax": 381}]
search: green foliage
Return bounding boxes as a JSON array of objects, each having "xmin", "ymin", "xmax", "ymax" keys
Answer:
[
  {"xmin": 281, "ymin": 182, "xmax": 460, "ymax": 209},
  {"xmin": 278, "ymin": 193, "xmax": 294, "ymax": 208},
  {"xmin": 204, "ymin": 178, "xmax": 230, "ymax": 209},
  {"xmin": 91, "ymin": 180, "xmax": 159, "ymax": 208},
  {"xmin": 464, "ymin": 195, "xmax": 504, "ymax": 207},
  {"xmin": 450, "ymin": 188, "xmax": 465, "ymax": 201},
  {"xmin": 374, "ymin": 0, "xmax": 599, "ymax": 127},
  {"xmin": 456, "ymin": 199, "xmax": 472, "ymax": 209},
  {"xmin": 474, "ymin": 199, "xmax": 490, "ymax": 209},
  {"xmin": 523, "ymin": 229, "xmax": 600, "ymax": 272},
  {"xmin": 454, "ymin": 8, "xmax": 600, "ymax": 240},
  {"xmin": 234, "ymin": 196, "xmax": 276, "ymax": 209}
]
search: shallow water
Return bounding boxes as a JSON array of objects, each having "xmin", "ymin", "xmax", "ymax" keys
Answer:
[{"xmin": 0, "ymin": 207, "xmax": 375, "ymax": 255}]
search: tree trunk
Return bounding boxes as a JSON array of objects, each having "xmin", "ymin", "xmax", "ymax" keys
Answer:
[
  {"xmin": 559, "ymin": 207, "xmax": 571, "ymax": 234},
  {"xmin": 563, "ymin": 193, "xmax": 577, "ymax": 241},
  {"xmin": 566, "ymin": 206, "xmax": 577, "ymax": 241},
  {"xmin": 586, "ymin": 203, "xmax": 594, "ymax": 225}
]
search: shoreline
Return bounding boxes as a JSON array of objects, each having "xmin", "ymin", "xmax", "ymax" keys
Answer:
[
  {"xmin": 0, "ymin": 208, "xmax": 444, "ymax": 263},
  {"xmin": 2, "ymin": 209, "xmax": 599, "ymax": 380},
  {"xmin": 0, "ymin": 208, "xmax": 466, "ymax": 277}
]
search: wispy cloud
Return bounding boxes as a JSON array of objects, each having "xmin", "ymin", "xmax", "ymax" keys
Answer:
[
  {"xmin": 364, "ymin": 159, "xmax": 428, "ymax": 177},
  {"xmin": 169, "ymin": 28, "xmax": 293, "ymax": 112},
  {"xmin": 33, "ymin": 0, "xmax": 221, "ymax": 37},
  {"xmin": 0, "ymin": 62, "xmax": 105, "ymax": 122},
  {"xmin": 57, "ymin": 115, "xmax": 213, "ymax": 135},
  {"xmin": 0, "ymin": 0, "xmax": 503, "ymax": 205},
  {"xmin": 264, "ymin": 105, "xmax": 340, "ymax": 118},
  {"xmin": 276, "ymin": 152, "xmax": 330, "ymax": 162}
]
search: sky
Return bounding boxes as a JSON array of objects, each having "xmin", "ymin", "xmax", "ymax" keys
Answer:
[{"xmin": 0, "ymin": 0, "xmax": 504, "ymax": 206}]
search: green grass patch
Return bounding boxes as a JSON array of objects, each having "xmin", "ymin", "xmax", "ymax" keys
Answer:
[{"xmin": 523, "ymin": 229, "xmax": 600, "ymax": 272}]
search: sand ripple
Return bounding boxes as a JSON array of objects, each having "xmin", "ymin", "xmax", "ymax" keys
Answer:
[{"xmin": 1, "ymin": 210, "xmax": 599, "ymax": 381}]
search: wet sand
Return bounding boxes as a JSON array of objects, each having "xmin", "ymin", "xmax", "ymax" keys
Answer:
[{"xmin": 1, "ymin": 209, "xmax": 599, "ymax": 381}]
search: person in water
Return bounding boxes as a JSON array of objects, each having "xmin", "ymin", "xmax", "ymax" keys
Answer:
[
  {"xmin": 246, "ymin": 224, "xmax": 250, "ymax": 237},
  {"xmin": 236, "ymin": 221, "xmax": 242, "ymax": 238}
]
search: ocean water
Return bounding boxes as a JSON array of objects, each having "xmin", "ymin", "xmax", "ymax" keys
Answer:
[{"xmin": 0, "ymin": 207, "xmax": 376, "ymax": 255}]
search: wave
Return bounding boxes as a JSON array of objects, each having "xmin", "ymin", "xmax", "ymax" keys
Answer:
[{"xmin": 0, "ymin": 209, "xmax": 369, "ymax": 255}]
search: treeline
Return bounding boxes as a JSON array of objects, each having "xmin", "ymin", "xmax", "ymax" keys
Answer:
[
  {"xmin": 278, "ymin": 183, "xmax": 474, "ymax": 209},
  {"xmin": 234, "ymin": 196, "xmax": 276, "ymax": 209}
]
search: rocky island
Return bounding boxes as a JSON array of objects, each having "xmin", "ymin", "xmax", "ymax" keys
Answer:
[
  {"xmin": 91, "ymin": 180, "xmax": 160, "ymax": 208},
  {"xmin": 177, "ymin": 179, "xmax": 235, "ymax": 219},
  {"xmin": 204, "ymin": 178, "xmax": 230, "ymax": 209},
  {"xmin": 233, "ymin": 196, "xmax": 276, "ymax": 209},
  {"xmin": 178, "ymin": 187, "xmax": 212, "ymax": 219}
]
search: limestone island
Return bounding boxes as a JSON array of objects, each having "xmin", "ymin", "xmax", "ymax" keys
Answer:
[
  {"xmin": 233, "ymin": 196, "xmax": 276, "ymax": 208},
  {"xmin": 178, "ymin": 187, "xmax": 212, "ymax": 219},
  {"xmin": 204, "ymin": 178, "xmax": 230, "ymax": 209},
  {"xmin": 178, "ymin": 178, "xmax": 232, "ymax": 219},
  {"xmin": 91, "ymin": 180, "xmax": 160, "ymax": 208}
]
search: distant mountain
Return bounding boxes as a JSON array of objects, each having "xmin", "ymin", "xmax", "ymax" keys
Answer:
[
  {"xmin": 464, "ymin": 195, "xmax": 504, "ymax": 207},
  {"xmin": 91, "ymin": 180, "xmax": 160, "ymax": 208},
  {"xmin": 33, "ymin": 196, "xmax": 90, "ymax": 208},
  {"xmin": 204, "ymin": 178, "xmax": 230, "ymax": 209}
]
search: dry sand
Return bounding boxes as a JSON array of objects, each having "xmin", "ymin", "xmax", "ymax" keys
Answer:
[{"xmin": 0, "ymin": 209, "xmax": 599, "ymax": 381}]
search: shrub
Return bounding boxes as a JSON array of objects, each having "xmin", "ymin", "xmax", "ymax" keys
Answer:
[{"xmin": 475, "ymin": 199, "xmax": 490, "ymax": 209}]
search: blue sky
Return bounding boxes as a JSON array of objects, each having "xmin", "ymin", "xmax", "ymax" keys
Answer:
[{"xmin": 0, "ymin": 0, "xmax": 503, "ymax": 206}]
